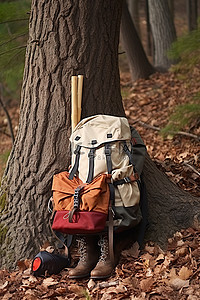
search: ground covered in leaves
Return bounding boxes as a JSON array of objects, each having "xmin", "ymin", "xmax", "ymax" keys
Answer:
[
  {"xmin": 0, "ymin": 66, "xmax": 200, "ymax": 299},
  {"xmin": 0, "ymin": 227, "xmax": 200, "ymax": 299}
]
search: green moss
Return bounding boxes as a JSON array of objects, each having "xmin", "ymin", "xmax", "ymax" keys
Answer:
[
  {"xmin": 0, "ymin": 150, "xmax": 10, "ymax": 165},
  {"xmin": 83, "ymin": 289, "xmax": 91, "ymax": 300},
  {"xmin": 0, "ymin": 223, "xmax": 8, "ymax": 246},
  {"xmin": 0, "ymin": 193, "xmax": 6, "ymax": 213},
  {"xmin": 161, "ymin": 95, "xmax": 200, "ymax": 138},
  {"xmin": 121, "ymin": 87, "xmax": 130, "ymax": 99}
]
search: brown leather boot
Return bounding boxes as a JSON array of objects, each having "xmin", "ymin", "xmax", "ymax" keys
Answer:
[
  {"xmin": 90, "ymin": 234, "xmax": 115, "ymax": 279},
  {"xmin": 68, "ymin": 236, "xmax": 99, "ymax": 279}
]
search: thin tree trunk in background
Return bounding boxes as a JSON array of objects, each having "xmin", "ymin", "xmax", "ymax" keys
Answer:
[
  {"xmin": 187, "ymin": 0, "xmax": 198, "ymax": 31},
  {"xmin": 120, "ymin": 1, "xmax": 155, "ymax": 81},
  {"xmin": 148, "ymin": 0, "xmax": 177, "ymax": 70},
  {"xmin": 145, "ymin": 0, "xmax": 152, "ymax": 57},
  {"xmin": 168, "ymin": 0, "xmax": 174, "ymax": 20},
  {"xmin": 128, "ymin": 0, "xmax": 141, "ymax": 37}
]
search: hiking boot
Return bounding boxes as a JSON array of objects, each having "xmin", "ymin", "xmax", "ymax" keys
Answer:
[
  {"xmin": 68, "ymin": 236, "xmax": 99, "ymax": 279},
  {"xmin": 90, "ymin": 235, "xmax": 114, "ymax": 279}
]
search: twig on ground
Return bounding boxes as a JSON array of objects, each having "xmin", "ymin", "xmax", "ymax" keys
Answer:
[
  {"xmin": 0, "ymin": 128, "xmax": 11, "ymax": 138},
  {"xmin": 0, "ymin": 86, "xmax": 15, "ymax": 144},
  {"xmin": 183, "ymin": 163, "xmax": 200, "ymax": 176},
  {"xmin": 137, "ymin": 121, "xmax": 200, "ymax": 141}
]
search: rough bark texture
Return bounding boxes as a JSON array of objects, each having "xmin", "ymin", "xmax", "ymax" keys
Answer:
[
  {"xmin": 120, "ymin": 1, "xmax": 155, "ymax": 81},
  {"xmin": 143, "ymin": 155, "xmax": 200, "ymax": 248},
  {"xmin": 0, "ymin": 0, "xmax": 124, "ymax": 269},
  {"xmin": 1, "ymin": 0, "xmax": 200, "ymax": 270},
  {"xmin": 148, "ymin": 0, "xmax": 177, "ymax": 70}
]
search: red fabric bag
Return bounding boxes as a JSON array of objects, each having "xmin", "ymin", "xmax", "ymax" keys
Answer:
[{"xmin": 51, "ymin": 172, "xmax": 111, "ymax": 234}]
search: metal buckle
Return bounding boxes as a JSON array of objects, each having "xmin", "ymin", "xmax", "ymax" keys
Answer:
[
  {"xmin": 124, "ymin": 177, "xmax": 131, "ymax": 183},
  {"xmin": 48, "ymin": 197, "xmax": 53, "ymax": 213},
  {"xmin": 63, "ymin": 212, "xmax": 70, "ymax": 219}
]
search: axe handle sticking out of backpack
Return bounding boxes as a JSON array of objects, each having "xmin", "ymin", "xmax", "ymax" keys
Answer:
[
  {"xmin": 71, "ymin": 75, "xmax": 83, "ymax": 132},
  {"xmin": 71, "ymin": 76, "xmax": 78, "ymax": 132},
  {"xmin": 77, "ymin": 75, "xmax": 83, "ymax": 123}
]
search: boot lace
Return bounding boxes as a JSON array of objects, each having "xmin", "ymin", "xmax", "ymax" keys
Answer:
[
  {"xmin": 98, "ymin": 235, "xmax": 109, "ymax": 262},
  {"xmin": 77, "ymin": 237, "xmax": 87, "ymax": 263}
]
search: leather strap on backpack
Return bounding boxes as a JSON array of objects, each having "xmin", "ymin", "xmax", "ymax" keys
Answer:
[
  {"xmin": 105, "ymin": 143, "xmax": 115, "ymax": 265},
  {"xmin": 69, "ymin": 145, "xmax": 81, "ymax": 180},
  {"xmin": 69, "ymin": 184, "xmax": 86, "ymax": 222},
  {"xmin": 113, "ymin": 173, "xmax": 139, "ymax": 186},
  {"xmin": 86, "ymin": 148, "xmax": 96, "ymax": 183}
]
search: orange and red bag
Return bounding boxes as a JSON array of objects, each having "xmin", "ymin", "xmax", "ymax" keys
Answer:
[{"xmin": 51, "ymin": 172, "xmax": 111, "ymax": 234}]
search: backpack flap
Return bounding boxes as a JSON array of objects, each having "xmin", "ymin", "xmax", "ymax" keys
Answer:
[
  {"xmin": 69, "ymin": 115, "xmax": 132, "ymax": 183},
  {"xmin": 51, "ymin": 172, "xmax": 111, "ymax": 234},
  {"xmin": 70, "ymin": 115, "xmax": 131, "ymax": 148}
]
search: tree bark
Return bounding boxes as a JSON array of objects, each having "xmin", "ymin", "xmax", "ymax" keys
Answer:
[
  {"xmin": 120, "ymin": 1, "xmax": 155, "ymax": 81},
  {"xmin": 148, "ymin": 0, "xmax": 177, "ymax": 70},
  {"xmin": 186, "ymin": 0, "xmax": 198, "ymax": 31},
  {"xmin": 143, "ymin": 155, "xmax": 200, "ymax": 248},
  {"xmin": 0, "ymin": 0, "xmax": 124, "ymax": 269},
  {"xmin": 127, "ymin": 0, "xmax": 141, "ymax": 37},
  {"xmin": 1, "ymin": 0, "xmax": 200, "ymax": 270}
]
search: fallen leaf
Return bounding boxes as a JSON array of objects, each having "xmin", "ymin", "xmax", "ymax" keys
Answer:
[
  {"xmin": 140, "ymin": 278, "xmax": 154, "ymax": 292},
  {"xmin": 55, "ymin": 287, "xmax": 67, "ymax": 295},
  {"xmin": 0, "ymin": 280, "xmax": 9, "ymax": 290},
  {"xmin": 17, "ymin": 259, "xmax": 30, "ymax": 272},
  {"xmin": 68, "ymin": 284, "xmax": 85, "ymax": 297},
  {"xmin": 121, "ymin": 242, "xmax": 140, "ymax": 258},
  {"xmin": 146, "ymin": 268, "xmax": 153, "ymax": 277},
  {"xmin": 175, "ymin": 247, "xmax": 188, "ymax": 257},
  {"xmin": 131, "ymin": 292, "xmax": 146, "ymax": 299},
  {"xmin": 170, "ymin": 278, "xmax": 190, "ymax": 290},
  {"xmin": 156, "ymin": 253, "xmax": 165, "ymax": 262},
  {"xmin": 2, "ymin": 292, "xmax": 13, "ymax": 300},
  {"xmin": 88, "ymin": 279, "xmax": 96, "ymax": 290},
  {"xmin": 144, "ymin": 245, "xmax": 155, "ymax": 255},
  {"xmin": 179, "ymin": 266, "xmax": 193, "ymax": 280},
  {"xmin": 101, "ymin": 293, "xmax": 113, "ymax": 300},
  {"xmin": 42, "ymin": 277, "xmax": 59, "ymax": 287},
  {"xmin": 169, "ymin": 267, "xmax": 177, "ymax": 279}
]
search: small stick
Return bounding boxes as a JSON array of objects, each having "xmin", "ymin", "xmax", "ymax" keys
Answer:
[
  {"xmin": 71, "ymin": 76, "xmax": 78, "ymax": 132},
  {"xmin": 77, "ymin": 75, "xmax": 83, "ymax": 123},
  {"xmin": 137, "ymin": 121, "xmax": 200, "ymax": 140},
  {"xmin": 0, "ymin": 86, "xmax": 15, "ymax": 144}
]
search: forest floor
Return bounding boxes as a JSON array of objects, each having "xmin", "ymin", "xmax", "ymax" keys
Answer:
[
  {"xmin": 1, "ymin": 1, "xmax": 200, "ymax": 298},
  {"xmin": 0, "ymin": 66, "xmax": 200, "ymax": 299}
]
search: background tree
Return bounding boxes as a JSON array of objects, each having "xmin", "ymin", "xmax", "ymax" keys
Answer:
[
  {"xmin": 148, "ymin": 0, "xmax": 177, "ymax": 70},
  {"xmin": 0, "ymin": 0, "xmax": 30, "ymax": 103},
  {"xmin": 120, "ymin": 1, "xmax": 155, "ymax": 81},
  {"xmin": 127, "ymin": 0, "xmax": 141, "ymax": 36},
  {"xmin": 1, "ymin": 0, "xmax": 200, "ymax": 270},
  {"xmin": 186, "ymin": 0, "xmax": 198, "ymax": 31}
]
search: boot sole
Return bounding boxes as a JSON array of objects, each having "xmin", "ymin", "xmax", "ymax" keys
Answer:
[
  {"xmin": 90, "ymin": 273, "xmax": 112, "ymax": 280},
  {"xmin": 68, "ymin": 273, "xmax": 90, "ymax": 279}
]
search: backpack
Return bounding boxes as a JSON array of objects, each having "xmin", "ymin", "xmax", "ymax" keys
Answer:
[{"xmin": 50, "ymin": 115, "xmax": 147, "ymax": 260}]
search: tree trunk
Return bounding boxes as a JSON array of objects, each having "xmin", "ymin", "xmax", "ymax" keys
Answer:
[
  {"xmin": 0, "ymin": 0, "xmax": 124, "ymax": 269},
  {"xmin": 168, "ymin": 0, "xmax": 174, "ymax": 20},
  {"xmin": 143, "ymin": 155, "xmax": 200, "ymax": 248},
  {"xmin": 186, "ymin": 0, "xmax": 198, "ymax": 31},
  {"xmin": 148, "ymin": 0, "xmax": 177, "ymax": 70},
  {"xmin": 128, "ymin": 0, "xmax": 141, "ymax": 37},
  {"xmin": 120, "ymin": 1, "xmax": 155, "ymax": 81},
  {"xmin": 1, "ymin": 0, "xmax": 200, "ymax": 270}
]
